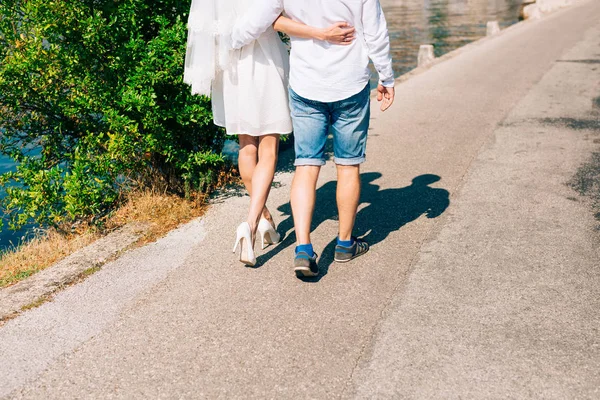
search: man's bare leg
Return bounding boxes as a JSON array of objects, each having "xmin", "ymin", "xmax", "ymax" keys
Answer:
[
  {"xmin": 290, "ymin": 165, "xmax": 321, "ymax": 245},
  {"xmin": 336, "ymin": 164, "xmax": 361, "ymax": 241}
]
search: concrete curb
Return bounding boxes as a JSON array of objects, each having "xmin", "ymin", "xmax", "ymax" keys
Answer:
[{"xmin": 0, "ymin": 222, "xmax": 149, "ymax": 322}]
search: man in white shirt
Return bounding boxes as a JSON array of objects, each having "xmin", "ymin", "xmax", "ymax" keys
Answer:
[{"xmin": 232, "ymin": 0, "xmax": 395, "ymax": 278}]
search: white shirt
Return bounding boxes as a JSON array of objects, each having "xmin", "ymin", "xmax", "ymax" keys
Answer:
[{"xmin": 232, "ymin": 0, "xmax": 394, "ymax": 103}]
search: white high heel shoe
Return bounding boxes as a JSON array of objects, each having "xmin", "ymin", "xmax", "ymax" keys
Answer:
[
  {"xmin": 257, "ymin": 218, "xmax": 281, "ymax": 250},
  {"xmin": 233, "ymin": 222, "xmax": 256, "ymax": 266}
]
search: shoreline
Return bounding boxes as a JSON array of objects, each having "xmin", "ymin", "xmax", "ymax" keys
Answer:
[{"xmin": 371, "ymin": 5, "xmax": 531, "ymax": 98}]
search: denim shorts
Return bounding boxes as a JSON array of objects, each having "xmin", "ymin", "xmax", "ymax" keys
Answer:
[{"xmin": 289, "ymin": 84, "xmax": 370, "ymax": 166}]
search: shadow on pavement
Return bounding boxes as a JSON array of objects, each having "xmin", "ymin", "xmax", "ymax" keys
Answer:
[
  {"xmin": 540, "ymin": 117, "xmax": 600, "ymax": 131},
  {"xmin": 557, "ymin": 59, "xmax": 600, "ymax": 64},
  {"xmin": 256, "ymin": 172, "xmax": 450, "ymax": 282}
]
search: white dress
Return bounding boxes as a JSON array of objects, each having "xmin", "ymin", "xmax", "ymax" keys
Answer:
[{"xmin": 211, "ymin": 27, "xmax": 292, "ymax": 136}]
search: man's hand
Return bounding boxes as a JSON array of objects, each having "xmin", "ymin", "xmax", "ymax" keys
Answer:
[
  {"xmin": 320, "ymin": 22, "xmax": 355, "ymax": 45},
  {"xmin": 377, "ymin": 84, "xmax": 395, "ymax": 112}
]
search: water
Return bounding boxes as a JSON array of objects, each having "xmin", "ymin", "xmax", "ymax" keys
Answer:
[
  {"xmin": 380, "ymin": 0, "xmax": 523, "ymax": 79},
  {"xmin": 0, "ymin": 0, "xmax": 524, "ymax": 250},
  {"xmin": 0, "ymin": 153, "xmax": 31, "ymax": 251}
]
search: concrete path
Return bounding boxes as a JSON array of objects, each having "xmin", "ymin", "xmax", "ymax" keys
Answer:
[{"xmin": 1, "ymin": 1, "xmax": 599, "ymax": 398}]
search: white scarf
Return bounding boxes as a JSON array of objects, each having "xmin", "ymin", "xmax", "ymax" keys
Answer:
[{"xmin": 183, "ymin": 0, "xmax": 243, "ymax": 96}]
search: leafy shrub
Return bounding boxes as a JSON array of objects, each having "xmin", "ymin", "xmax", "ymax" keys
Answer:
[{"xmin": 0, "ymin": 0, "xmax": 225, "ymax": 231}]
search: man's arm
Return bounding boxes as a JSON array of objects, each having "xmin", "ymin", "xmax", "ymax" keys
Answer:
[
  {"xmin": 362, "ymin": 0, "xmax": 394, "ymax": 87},
  {"xmin": 231, "ymin": 0, "xmax": 284, "ymax": 50},
  {"xmin": 362, "ymin": 0, "xmax": 395, "ymax": 111}
]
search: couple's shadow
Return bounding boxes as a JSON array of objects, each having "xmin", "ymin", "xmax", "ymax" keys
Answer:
[{"xmin": 256, "ymin": 172, "xmax": 450, "ymax": 281}]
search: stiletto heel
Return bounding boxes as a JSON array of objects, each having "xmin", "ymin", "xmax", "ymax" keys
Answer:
[
  {"xmin": 257, "ymin": 218, "xmax": 281, "ymax": 250},
  {"xmin": 233, "ymin": 222, "xmax": 256, "ymax": 266}
]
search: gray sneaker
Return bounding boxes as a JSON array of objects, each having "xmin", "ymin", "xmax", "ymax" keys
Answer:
[
  {"xmin": 334, "ymin": 237, "xmax": 369, "ymax": 263},
  {"xmin": 294, "ymin": 251, "xmax": 319, "ymax": 278}
]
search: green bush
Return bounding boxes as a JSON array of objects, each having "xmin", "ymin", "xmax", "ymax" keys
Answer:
[{"xmin": 0, "ymin": 0, "xmax": 226, "ymax": 231}]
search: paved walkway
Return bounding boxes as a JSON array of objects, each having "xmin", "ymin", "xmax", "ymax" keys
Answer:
[{"xmin": 1, "ymin": 1, "xmax": 599, "ymax": 398}]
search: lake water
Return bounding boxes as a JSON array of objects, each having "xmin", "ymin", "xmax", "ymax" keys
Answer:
[
  {"xmin": 0, "ymin": 153, "xmax": 32, "ymax": 251},
  {"xmin": 381, "ymin": 0, "xmax": 524, "ymax": 78},
  {"xmin": 0, "ymin": 0, "xmax": 524, "ymax": 250}
]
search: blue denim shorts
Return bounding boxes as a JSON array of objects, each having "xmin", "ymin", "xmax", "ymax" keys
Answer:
[{"xmin": 289, "ymin": 84, "xmax": 370, "ymax": 166}]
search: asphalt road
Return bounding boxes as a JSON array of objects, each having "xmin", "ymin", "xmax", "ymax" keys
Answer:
[{"xmin": 1, "ymin": 1, "xmax": 599, "ymax": 398}]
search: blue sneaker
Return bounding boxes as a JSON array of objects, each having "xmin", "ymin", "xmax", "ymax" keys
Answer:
[
  {"xmin": 294, "ymin": 251, "xmax": 319, "ymax": 278},
  {"xmin": 334, "ymin": 237, "xmax": 369, "ymax": 263}
]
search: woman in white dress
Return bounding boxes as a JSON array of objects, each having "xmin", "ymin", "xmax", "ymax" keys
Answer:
[{"xmin": 184, "ymin": 0, "xmax": 354, "ymax": 266}]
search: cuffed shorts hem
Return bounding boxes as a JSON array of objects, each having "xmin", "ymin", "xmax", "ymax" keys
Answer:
[
  {"xmin": 294, "ymin": 158, "xmax": 327, "ymax": 167},
  {"xmin": 334, "ymin": 156, "xmax": 366, "ymax": 166}
]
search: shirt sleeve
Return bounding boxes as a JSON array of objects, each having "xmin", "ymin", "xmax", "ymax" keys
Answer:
[
  {"xmin": 362, "ymin": 0, "xmax": 395, "ymax": 87},
  {"xmin": 231, "ymin": 0, "xmax": 284, "ymax": 49}
]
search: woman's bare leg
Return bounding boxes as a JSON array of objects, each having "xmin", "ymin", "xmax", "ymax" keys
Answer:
[
  {"xmin": 246, "ymin": 135, "xmax": 280, "ymax": 235},
  {"xmin": 238, "ymin": 135, "xmax": 279, "ymax": 237},
  {"xmin": 238, "ymin": 135, "xmax": 259, "ymax": 196}
]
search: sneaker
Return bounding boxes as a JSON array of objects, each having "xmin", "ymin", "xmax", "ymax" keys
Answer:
[
  {"xmin": 294, "ymin": 251, "xmax": 319, "ymax": 278},
  {"xmin": 334, "ymin": 237, "xmax": 369, "ymax": 263}
]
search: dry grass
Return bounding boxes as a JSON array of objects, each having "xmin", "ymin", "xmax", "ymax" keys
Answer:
[
  {"xmin": 0, "ymin": 190, "xmax": 209, "ymax": 289},
  {"xmin": 0, "ymin": 229, "xmax": 99, "ymax": 288},
  {"xmin": 108, "ymin": 190, "xmax": 208, "ymax": 243},
  {"xmin": 21, "ymin": 295, "xmax": 51, "ymax": 312}
]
